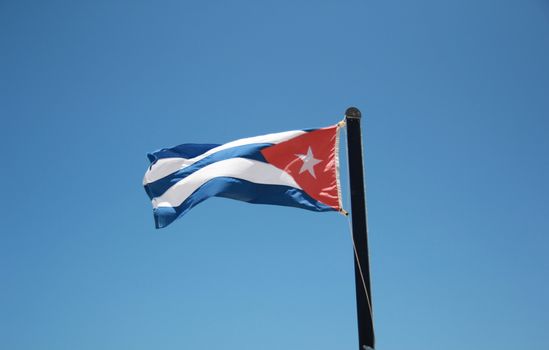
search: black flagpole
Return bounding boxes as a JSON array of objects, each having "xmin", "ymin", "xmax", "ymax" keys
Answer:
[{"xmin": 345, "ymin": 107, "xmax": 375, "ymax": 350}]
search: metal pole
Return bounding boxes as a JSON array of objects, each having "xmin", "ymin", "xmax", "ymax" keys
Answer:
[{"xmin": 345, "ymin": 107, "xmax": 375, "ymax": 350}]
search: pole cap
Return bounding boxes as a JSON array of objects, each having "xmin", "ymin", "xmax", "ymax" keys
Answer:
[{"xmin": 345, "ymin": 107, "xmax": 361, "ymax": 119}]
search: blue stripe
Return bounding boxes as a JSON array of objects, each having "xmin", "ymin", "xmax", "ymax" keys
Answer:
[
  {"xmin": 145, "ymin": 143, "xmax": 271, "ymax": 199},
  {"xmin": 147, "ymin": 143, "xmax": 220, "ymax": 164},
  {"xmin": 153, "ymin": 177, "xmax": 335, "ymax": 229},
  {"xmin": 146, "ymin": 128, "xmax": 321, "ymax": 164}
]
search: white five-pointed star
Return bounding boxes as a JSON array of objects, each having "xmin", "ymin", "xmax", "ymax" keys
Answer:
[{"xmin": 295, "ymin": 147, "xmax": 322, "ymax": 178}]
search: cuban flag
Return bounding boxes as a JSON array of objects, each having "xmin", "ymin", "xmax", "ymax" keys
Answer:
[{"xmin": 143, "ymin": 124, "xmax": 343, "ymax": 228}]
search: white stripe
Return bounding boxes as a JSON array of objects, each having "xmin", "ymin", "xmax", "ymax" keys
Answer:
[
  {"xmin": 152, "ymin": 158, "xmax": 301, "ymax": 209},
  {"xmin": 144, "ymin": 129, "xmax": 305, "ymax": 185}
]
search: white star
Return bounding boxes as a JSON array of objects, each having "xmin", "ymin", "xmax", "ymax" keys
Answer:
[{"xmin": 295, "ymin": 147, "xmax": 322, "ymax": 178}]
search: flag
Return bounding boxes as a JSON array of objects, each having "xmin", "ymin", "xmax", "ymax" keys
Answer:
[{"xmin": 143, "ymin": 124, "xmax": 343, "ymax": 228}]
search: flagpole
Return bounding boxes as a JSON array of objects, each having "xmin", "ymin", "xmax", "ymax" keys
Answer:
[{"xmin": 345, "ymin": 107, "xmax": 375, "ymax": 350}]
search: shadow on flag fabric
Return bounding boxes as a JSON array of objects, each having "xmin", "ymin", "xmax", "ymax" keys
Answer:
[{"xmin": 143, "ymin": 124, "xmax": 344, "ymax": 228}]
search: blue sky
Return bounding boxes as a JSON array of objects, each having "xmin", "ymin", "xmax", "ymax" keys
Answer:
[{"xmin": 1, "ymin": 0, "xmax": 549, "ymax": 349}]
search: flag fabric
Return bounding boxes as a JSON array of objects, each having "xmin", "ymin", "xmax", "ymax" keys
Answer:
[{"xmin": 143, "ymin": 124, "xmax": 343, "ymax": 228}]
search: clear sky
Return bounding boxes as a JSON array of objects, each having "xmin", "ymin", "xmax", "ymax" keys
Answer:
[{"xmin": 1, "ymin": 0, "xmax": 549, "ymax": 349}]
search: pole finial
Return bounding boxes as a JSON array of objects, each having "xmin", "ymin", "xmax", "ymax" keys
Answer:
[{"xmin": 345, "ymin": 107, "xmax": 361, "ymax": 119}]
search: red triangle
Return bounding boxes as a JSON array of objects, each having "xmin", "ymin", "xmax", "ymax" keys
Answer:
[{"xmin": 261, "ymin": 126, "xmax": 340, "ymax": 210}]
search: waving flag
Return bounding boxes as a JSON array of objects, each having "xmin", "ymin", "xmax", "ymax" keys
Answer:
[{"xmin": 143, "ymin": 124, "xmax": 343, "ymax": 228}]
